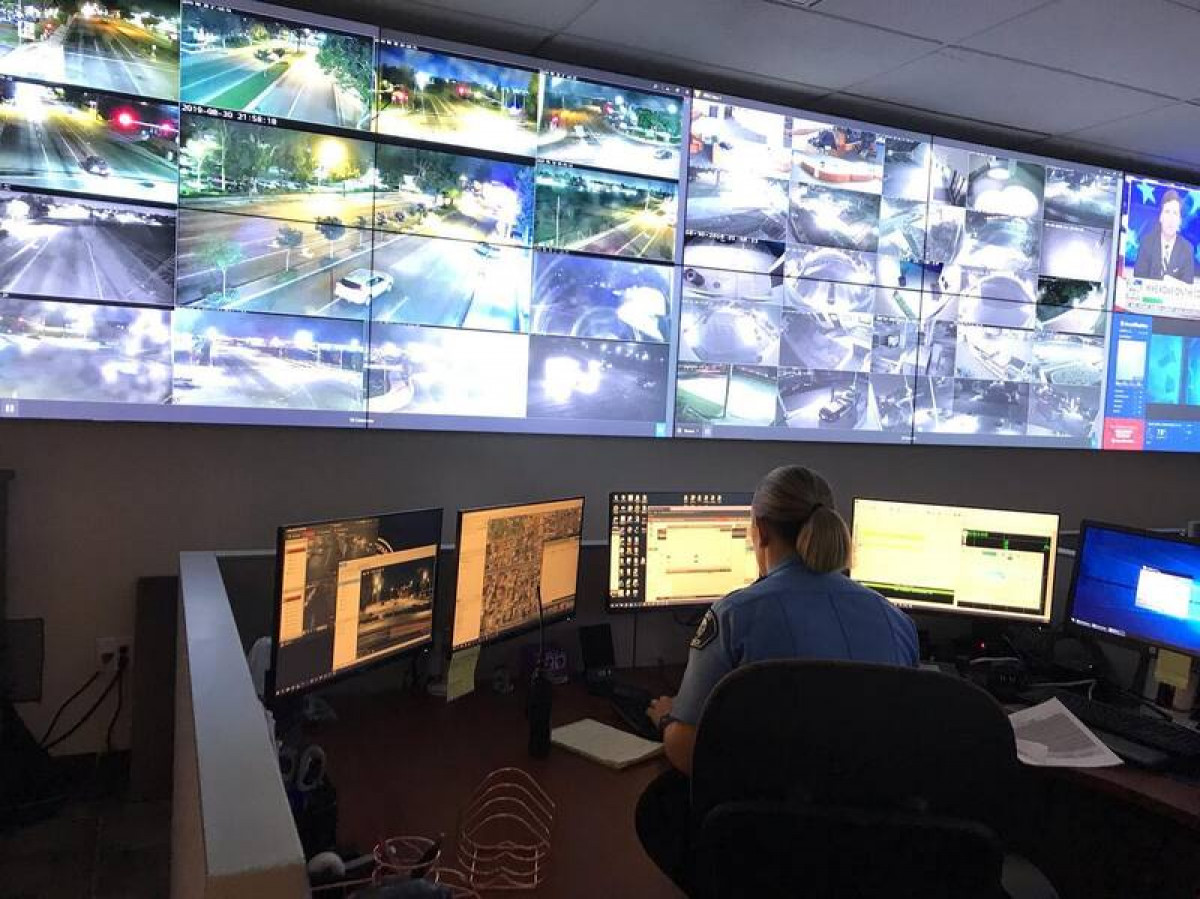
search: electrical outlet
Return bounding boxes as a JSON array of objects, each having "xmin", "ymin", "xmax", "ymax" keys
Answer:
[{"xmin": 96, "ymin": 636, "xmax": 132, "ymax": 673}]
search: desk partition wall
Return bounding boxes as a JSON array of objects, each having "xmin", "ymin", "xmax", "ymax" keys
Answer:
[{"xmin": 0, "ymin": 0, "xmax": 1194, "ymax": 453}]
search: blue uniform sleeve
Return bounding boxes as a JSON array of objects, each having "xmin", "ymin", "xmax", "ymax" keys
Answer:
[{"xmin": 672, "ymin": 607, "xmax": 735, "ymax": 726}]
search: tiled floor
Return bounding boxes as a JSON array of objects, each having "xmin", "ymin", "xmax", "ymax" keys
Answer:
[{"xmin": 0, "ymin": 793, "xmax": 169, "ymax": 899}]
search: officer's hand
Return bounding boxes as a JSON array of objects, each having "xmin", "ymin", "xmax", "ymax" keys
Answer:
[{"xmin": 648, "ymin": 695, "xmax": 673, "ymax": 727}]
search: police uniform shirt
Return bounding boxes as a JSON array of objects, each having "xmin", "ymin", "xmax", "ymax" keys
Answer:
[{"xmin": 671, "ymin": 555, "xmax": 919, "ymax": 725}]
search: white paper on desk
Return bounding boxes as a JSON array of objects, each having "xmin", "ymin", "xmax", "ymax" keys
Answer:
[
  {"xmin": 446, "ymin": 646, "xmax": 481, "ymax": 702},
  {"xmin": 1008, "ymin": 698, "xmax": 1123, "ymax": 768},
  {"xmin": 551, "ymin": 718, "xmax": 663, "ymax": 769}
]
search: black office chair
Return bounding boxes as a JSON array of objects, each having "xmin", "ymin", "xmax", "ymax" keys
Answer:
[{"xmin": 688, "ymin": 660, "xmax": 1058, "ymax": 899}]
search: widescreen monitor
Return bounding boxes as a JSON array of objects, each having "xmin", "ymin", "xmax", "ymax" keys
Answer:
[
  {"xmin": 451, "ymin": 497, "xmax": 584, "ymax": 651},
  {"xmin": 1067, "ymin": 522, "xmax": 1200, "ymax": 658},
  {"xmin": 851, "ymin": 499, "xmax": 1059, "ymax": 624},
  {"xmin": 268, "ymin": 507, "xmax": 442, "ymax": 702},
  {"xmin": 608, "ymin": 491, "xmax": 756, "ymax": 611}
]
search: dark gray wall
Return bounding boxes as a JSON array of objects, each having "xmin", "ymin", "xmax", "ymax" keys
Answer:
[{"xmin": 3, "ymin": 417, "xmax": 1196, "ymax": 752}]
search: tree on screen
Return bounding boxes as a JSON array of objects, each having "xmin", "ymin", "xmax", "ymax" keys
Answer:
[
  {"xmin": 407, "ymin": 149, "xmax": 461, "ymax": 205},
  {"xmin": 315, "ymin": 216, "xmax": 346, "ymax": 260},
  {"xmin": 316, "ymin": 34, "xmax": 373, "ymax": 109},
  {"xmin": 199, "ymin": 238, "xmax": 245, "ymax": 300},
  {"xmin": 276, "ymin": 225, "xmax": 304, "ymax": 272},
  {"xmin": 526, "ymin": 73, "xmax": 540, "ymax": 124}
]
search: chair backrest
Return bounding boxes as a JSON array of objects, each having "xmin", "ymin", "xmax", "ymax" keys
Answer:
[
  {"xmin": 690, "ymin": 661, "xmax": 1021, "ymax": 836},
  {"xmin": 693, "ymin": 801, "xmax": 1006, "ymax": 899}
]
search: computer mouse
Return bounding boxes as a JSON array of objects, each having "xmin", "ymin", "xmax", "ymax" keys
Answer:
[{"xmin": 307, "ymin": 851, "xmax": 346, "ymax": 879}]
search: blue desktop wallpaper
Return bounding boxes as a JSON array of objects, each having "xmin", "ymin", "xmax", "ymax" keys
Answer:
[
  {"xmin": 1147, "ymin": 333, "xmax": 1184, "ymax": 405},
  {"xmin": 1189, "ymin": 338, "xmax": 1200, "ymax": 406},
  {"xmin": 1122, "ymin": 177, "xmax": 1200, "ymax": 270},
  {"xmin": 1072, "ymin": 526, "xmax": 1200, "ymax": 655}
]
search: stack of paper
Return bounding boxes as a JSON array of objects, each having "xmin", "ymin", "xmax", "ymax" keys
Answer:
[
  {"xmin": 551, "ymin": 718, "xmax": 664, "ymax": 769},
  {"xmin": 1008, "ymin": 698, "xmax": 1123, "ymax": 768}
]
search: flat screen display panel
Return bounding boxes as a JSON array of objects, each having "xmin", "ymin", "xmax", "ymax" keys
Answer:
[
  {"xmin": 0, "ymin": 5, "xmax": 688, "ymax": 438},
  {"xmin": 851, "ymin": 498, "xmax": 1059, "ymax": 624},
  {"xmin": 269, "ymin": 506, "xmax": 442, "ymax": 701},
  {"xmin": 1068, "ymin": 521, "xmax": 1200, "ymax": 658},
  {"xmin": 675, "ymin": 91, "xmax": 1122, "ymax": 450},
  {"xmin": 608, "ymin": 491, "xmax": 756, "ymax": 611},
  {"xmin": 0, "ymin": 1, "xmax": 1186, "ymax": 459},
  {"xmin": 451, "ymin": 496, "xmax": 584, "ymax": 650},
  {"xmin": 1103, "ymin": 174, "xmax": 1200, "ymax": 452}
]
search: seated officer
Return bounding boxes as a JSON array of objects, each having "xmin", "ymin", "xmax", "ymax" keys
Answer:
[{"xmin": 635, "ymin": 464, "xmax": 919, "ymax": 891}]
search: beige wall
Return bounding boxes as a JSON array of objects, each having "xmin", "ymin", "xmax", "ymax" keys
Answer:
[{"xmin": 4, "ymin": 417, "xmax": 1197, "ymax": 753}]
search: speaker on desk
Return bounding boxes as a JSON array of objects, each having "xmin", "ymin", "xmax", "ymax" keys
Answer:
[{"xmin": 579, "ymin": 623, "xmax": 616, "ymax": 695}]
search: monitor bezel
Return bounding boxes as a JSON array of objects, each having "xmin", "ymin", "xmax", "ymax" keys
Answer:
[
  {"xmin": 265, "ymin": 506, "xmax": 444, "ymax": 707},
  {"xmin": 850, "ymin": 496, "xmax": 1060, "ymax": 626},
  {"xmin": 1065, "ymin": 519, "xmax": 1200, "ymax": 660},
  {"xmin": 449, "ymin": 495, "xmax": 586, "ymax": 652},
  {"xmin": 605, "ymin": 489, "xmax": 756, "ymax": 615}
]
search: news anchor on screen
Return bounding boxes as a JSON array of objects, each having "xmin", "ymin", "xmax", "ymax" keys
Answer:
[{"xmin": 1133, "ymin": 189, "xmax": 1195, "ymax": 283}]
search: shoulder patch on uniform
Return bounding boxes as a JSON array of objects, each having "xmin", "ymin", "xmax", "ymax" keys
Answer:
[{"xmin": 691, "ymin": 609, "xmax": 719, "ymax": 650}]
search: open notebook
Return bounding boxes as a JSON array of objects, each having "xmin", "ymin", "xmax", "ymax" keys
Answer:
[{"xmin": 551, "ymin": 719, "xmax": 664, "ymax": 769}]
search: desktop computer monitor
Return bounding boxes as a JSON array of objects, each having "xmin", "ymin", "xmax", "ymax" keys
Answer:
[
  {"xmin": 608, "ymin": 492, "xmax": 757, "ymax": 612},
  {"xmin": 268, "ymin": 507, "xmax": 443, "ymax": 703},
  {"xmin": 1067, "ymin": 521, "xmax": 1200, "ymax": 658},
  {"xmin": 451, "ymin": 497, "xmax": 584, "ymax": 651},
  {"xmin": 851, "ymin": 499, "xmax": 1059, "ymax": 624}
]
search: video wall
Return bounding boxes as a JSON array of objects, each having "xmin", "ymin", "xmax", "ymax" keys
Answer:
[{"xmin": 0, "ymin": 0, "xmax": 1190, "ymax": 453}]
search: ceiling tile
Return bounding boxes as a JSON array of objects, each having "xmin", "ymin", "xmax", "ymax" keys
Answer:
[
  {"xmin": 822, "ymin": 92, "xmax": 1047, "ymax": 147},
  {"xmin": 541, "ymin": 33, "xmax": 830, "ymax": 100},
  {"xmin": 815, "ymin": 0, "xmax": 1051, "ymax": 44},
  {"xmin": 389, "ymin": 0, "xmax": 599, "ymax": 33},
  {"xmin": 1066, "ymin": 102, "xmax": 1200, "ymax": 169},
  {"xmin": 963, "ymin": 0, "xmax": 1200, "ymax": 99},
  {"xmin": 563, "ymin": 0, "xmax": 939, "ymax": 90},
  {"xmin": 347, "ymin": 0, "xmax": 555, "ymax": 50},
  {"xmin": 849, "ymin": 48, "xmax": 1168, "ymax": 135}
]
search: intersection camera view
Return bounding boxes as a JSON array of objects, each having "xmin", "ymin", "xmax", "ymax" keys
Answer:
[
  {"xmin": 180, "ymin": 0, "xmax": 373, "ymax": 131},
  {"xmin": 0, "ymin": 0, "xmax": 181, "ymax": 101},
  {"xmin": 0, "ymin": 4, "xmax": 1178, "ymax": 455}
]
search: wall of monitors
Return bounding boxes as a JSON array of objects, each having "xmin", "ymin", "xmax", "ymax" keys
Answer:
[{"xmin": 0, "ymin": 0, "xmax": 1189, "ymax": 452}]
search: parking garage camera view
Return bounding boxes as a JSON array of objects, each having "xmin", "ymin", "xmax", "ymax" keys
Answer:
[
  {"xmin": 674, "ymin": 93, "xmax": 1122, "ymax": 448},
  {"xmin": 0, "ymin": 5, "xmax": 1163, "ymax": 451}
]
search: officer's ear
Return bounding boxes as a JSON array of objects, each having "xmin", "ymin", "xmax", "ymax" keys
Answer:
[{"xmin": 749, "ymin": 517, "xmax": 766, "ymax": 550}]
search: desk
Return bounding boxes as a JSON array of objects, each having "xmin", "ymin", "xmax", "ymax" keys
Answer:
[
  {"xmin": 315, "ymin": 673, "xmax": 1200, "ymax": 899},
  {"xmin": 314, "ymin": 671, "xmax": 682, "ymax": 898},
  {"xmin": 1022, "ymin": 765, "xmax": 1200, "ymax": 899}
]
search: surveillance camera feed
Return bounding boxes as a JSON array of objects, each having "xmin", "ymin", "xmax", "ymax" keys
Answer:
[
  {"xmin": 1105, "ymin": 174, "xmax": 1200, "ymax": 453},
  {"xmin": 0, "ymin": 8, "xmax": 686, "ymax": 437},
  {"xmin": 271, "ymin": 507, "xmax": 441, "ymax": 700},
  {"xmin": 0, "ymin": 6, "xmax": 1180, "ymax": 456},
  {"xmin": 675, "ymin": 90, "xmax": 1123, "ymax": 449}
]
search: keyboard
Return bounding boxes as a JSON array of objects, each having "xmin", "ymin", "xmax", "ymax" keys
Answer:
[
  {"xmin": 1025, "ymin": 688, "xmax": 1200, "ymax": 763},
  {"xmin": 608, "ymin": 682, "xmax": 661, "ymax": 743}
]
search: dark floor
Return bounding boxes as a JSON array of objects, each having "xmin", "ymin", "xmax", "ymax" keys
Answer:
[{"xmin": 0, "ymin": 757, "xmax": 170, "ymax": 899}]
